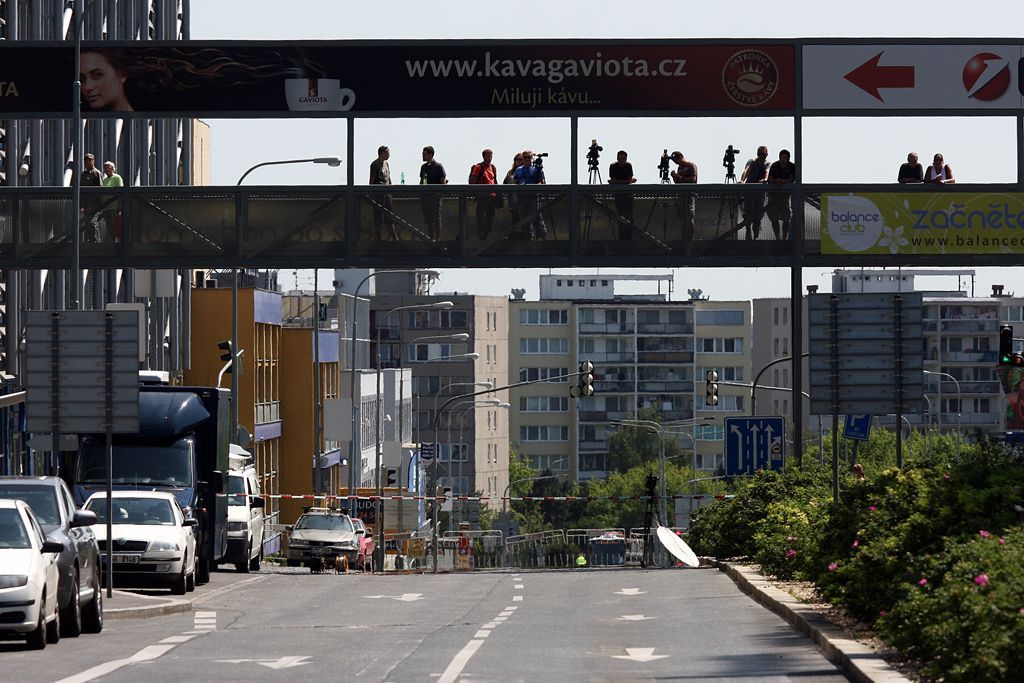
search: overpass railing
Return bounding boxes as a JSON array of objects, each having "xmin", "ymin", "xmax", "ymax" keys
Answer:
[{"xmin": 0, "ymin": 183, "xmax": 1017, "ymax": 268}]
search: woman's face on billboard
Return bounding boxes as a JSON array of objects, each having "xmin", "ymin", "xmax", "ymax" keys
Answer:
[{"xmin": 81, "ymin": 52, "xmax": 131, "ymax": 111}]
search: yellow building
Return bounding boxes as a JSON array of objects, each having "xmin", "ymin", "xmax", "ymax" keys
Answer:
[{"xmin": 183, "ymin": 286, "xmax": 284, "ymax": 551}]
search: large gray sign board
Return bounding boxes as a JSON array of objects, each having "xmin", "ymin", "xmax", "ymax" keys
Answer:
[
  {"xmin": 25, "ymin": 310, "xmax": 140, "ymax": 436},
  {"xmin": 808, "ymin": 293, "xmax": 924, "ymax": 415}
]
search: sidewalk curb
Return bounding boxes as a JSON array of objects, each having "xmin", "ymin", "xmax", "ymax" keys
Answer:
[
  {"xmin": 105, "ymin": 590, "xmax": 193, "ymax": 620},
  {"xmin": 710, "ymin": 560, "xmax": 908, "ymax": 683}
]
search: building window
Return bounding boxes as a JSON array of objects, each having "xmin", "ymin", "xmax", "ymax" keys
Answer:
[
  {"xmin": 696, "ymin": 310, "xmax": 744, "ymax": 326},
  {"xmin": 519, "ymin": 425, "xmax": 570, "ymax": 442},
  {"xmin": 519, "ymin": 338, "xmax": 569, "ymax": 354},
  {"xmin": 694, "ymin": 424, "xmax": 724, "ymax": 440},
  {"xmin": 519, "ymin": 309, "xmax": 568, "ymax": 325},
  {"xmin": 519, "ymin": 396, "xmax": 570, "ymax": 412},
  {"xmin": 519, "ymin": 367, "xmax": 570, "ymax": 383},
  {"xmin": 526, "ymin": 455, "xmax": 568, "ymax": 471},
  {"xmin": 698, "ymin": 337, "xmax": 743, "ymax": 353},
  {"xmin": 774, "ymin": 307, "xmax": 779, "ymax": 324}
]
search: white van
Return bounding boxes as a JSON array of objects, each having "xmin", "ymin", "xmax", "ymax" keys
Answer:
[{"xmin": 225, "ymin": 462, "xmax": 265, "ymax": 573}]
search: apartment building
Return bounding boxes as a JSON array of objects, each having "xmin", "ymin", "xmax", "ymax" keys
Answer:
[
  {"xmin": 368, "ymin": 276, "xmax": 510, "ymax": 512},
  {"xmin": 509, "ymin": 274, "xmax": 748, "ymax": 481}
]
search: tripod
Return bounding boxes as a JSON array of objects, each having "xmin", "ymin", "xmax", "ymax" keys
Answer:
[
  {"xmin": 641, "ymin": 473, "xmax": 658, "ymax": 569},
  {"xmin": 582, "ymin": 162, "xmax": 602, "ymax": 239},
  {"xmin": 715, "ymin": 169, "xmax": 738, "ymax": 239}
]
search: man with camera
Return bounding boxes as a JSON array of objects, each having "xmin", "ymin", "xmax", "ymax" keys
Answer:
[
  {"xmin": 740, "ymin": 145, "xmax": 769, "ymax": 240},
  {"xmin": 608, "ymin": 150, "xmax": 637, "ymax": 240},
  {"xmin": 513, "ymin": 150, "xmax": 547, "ymax": 241},
  {"xmin": 766, "ymin": 149, "xmax": 796, "ymax": 240},
  {"xmin": 670, "ymin": 151, "xmax": 698, "ymax": 238}
]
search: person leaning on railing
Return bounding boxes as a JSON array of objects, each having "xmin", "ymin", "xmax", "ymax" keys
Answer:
[{"xmin": 765, "ymin": 150, "xmax": 795, "ymax": 240}]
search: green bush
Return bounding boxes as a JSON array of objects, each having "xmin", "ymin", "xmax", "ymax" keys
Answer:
[{"xmin": 881, "ymin": 526, "xmax": 1024, "ymax": 682}]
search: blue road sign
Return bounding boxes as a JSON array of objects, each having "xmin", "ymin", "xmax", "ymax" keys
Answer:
[
  {"xmin": 843, "ymin": 414, "xmax": 872, "ymax": 441},
  {"xmin": 419, "ymin": 443, "xmax": 436, "ymax": 460},
  {"xmin": 724, "ymin": 417, "xmax": 785, "ymax": 476}
]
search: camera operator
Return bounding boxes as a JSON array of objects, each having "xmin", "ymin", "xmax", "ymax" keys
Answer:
[
  {"xmin": 608, "ymin": 150, "xmax": 637, "ymax": 240},
  {"xmin": 670, "ymin": 150, "xmax": 698, "ymax": 236},
  {"xmin": 512, "ymin": 150, "xmax": 548, "ymax": 241},
  {"xmin": 739, "ymin": 145, "xmax": 769, "ymax": 240}
]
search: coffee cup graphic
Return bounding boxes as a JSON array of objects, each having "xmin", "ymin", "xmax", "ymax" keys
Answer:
[{"xmin": 285, "ymin": 78, "xmax": 355, "ymax": 111}]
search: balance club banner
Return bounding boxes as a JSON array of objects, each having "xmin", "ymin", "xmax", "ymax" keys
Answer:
[
  {"xmin": 822, "ymin": 193, "xmax": 1024, "ymax": 255},
  {"xmin": 0, "ymin": 41, "xmax": 795, "ymax": 116}
]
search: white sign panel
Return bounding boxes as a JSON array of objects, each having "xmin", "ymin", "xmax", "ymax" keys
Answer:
[{"xmin": 803, "ymin": 44, "xmax": 1023, "ymax": 109}]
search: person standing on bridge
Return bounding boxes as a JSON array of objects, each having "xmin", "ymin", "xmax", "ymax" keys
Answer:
[
  {"xmin": 897, "ymin": 152, "xmax": 923, "ymax": 183},
  {"xmin": 370, "ymin": 145, "xmax": 399, "ymax": 241},
  {"xmin": 80, "ymin": 153, "xmax": 103, "ymax": 242},
  {"xmin": 468, "ymin": 148, "xmax": 498, "ymax": 241},
  {"xmin": 419, "ymin": 146, "xmax": 448, "ymax": 240},
  {"xmin": 513, "ymin": 150, "xmax": 547, "ymax": 241},
  {"xmin": 101, "ymin": 161, "xmax": 124, "ymax": 242},
  {"xmin": 608, "ymin": 150, "xmax": 637, "ymax": 240},
  {"xmin": 503, "ymin": 152, "xmax": 524, "ymax": 236},
  {"xmin": 739, "ymin": 146, "xmax": 769, "ymax": 240},
  {"xmin": 766, "ymin": 150, "xmax": 795, "ymax": 240},
  {"xmin": 670, "ymin": 151, "xmax": 698, "ymax": 239},
  {"xmin": 925, "ymin": 153, "xmax": 955, "ymax": 185}
]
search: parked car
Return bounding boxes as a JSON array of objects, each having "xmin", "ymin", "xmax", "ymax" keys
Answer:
[
  {"xmin": 0, "ymin": 476, "xmax": 102, "ymax": 636},
  {"xmin": 286, "ymin": 508, "xmax": 359, "ymax": 571},
  {"xmin": 0, "ymin": 499, "xmax": 63, "ymax": 649},
  {"xmin": 224, "ymin": 465, "xmax": 265, "ymax": 573},
  {"xmin": 84, "ymin": 491, "xmax": 197, "ymax": 595}
]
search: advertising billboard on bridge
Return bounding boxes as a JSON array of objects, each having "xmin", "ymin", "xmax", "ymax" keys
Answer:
[
  {"xmin": 0, "ymin": 41, "xmax": 795, "ymax": 116},
  {"xmin": 822, "ymin": 193, "xmax": 1024, "ymax": 255}
]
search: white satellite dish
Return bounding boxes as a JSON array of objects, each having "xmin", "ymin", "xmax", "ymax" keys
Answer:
[{"xmin": 656, "ymin": 526, "xmax": 700, "ymax": 567}]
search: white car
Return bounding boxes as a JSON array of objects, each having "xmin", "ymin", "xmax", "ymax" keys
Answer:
[
  {"xmin": 84, "ymin": 491, "xmax": 197, "ymax": 595},
  {"xmin": 0, "ymin": 499, "xmax": 63, "ymax": 649}
]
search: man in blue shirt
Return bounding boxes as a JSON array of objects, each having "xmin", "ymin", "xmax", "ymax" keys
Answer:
[{"xmin": 512, "ymin": 150, "xmax": 547, "ymax": 240}]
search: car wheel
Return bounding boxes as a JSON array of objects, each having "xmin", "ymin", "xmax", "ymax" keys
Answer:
[
  {"xmin": 60, "ymin": 568, "xmax": 83, "ymax": 638},
  {"xmin": 186, "ymin": 556, "xmax": 197, "ymax": 592},
  {"xmin": 236, "ymin": 540, "xmax": 251, "ymax": 573},
  {"xmin": 45, "ymin": 599, "xmax": 60, "ymax": 644},
  {"xmin": 170, "ymin": 568, "xmax": 188, "ymax": 596},
  {"xmin": 26, "ymin": 596, "xmax": 46, "ymax": 650},
  {"xmin": 82, "ymin": 572, "xmax": 103, "ymax": 634},
  {"xmin": 248, "ymin": 541, "xmax": 262, "ymax": 572}
]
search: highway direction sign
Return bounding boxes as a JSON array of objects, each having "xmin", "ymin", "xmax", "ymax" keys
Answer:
[
  {"xmin": 724, "ymin": 417, "xmax": 785, "ymax": 476},
  {"xmin": 843, "ymin": 414, "xmax": 873, "ymax": 441}
]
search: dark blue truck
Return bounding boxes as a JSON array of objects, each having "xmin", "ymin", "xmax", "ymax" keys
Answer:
[{"xmin": 70, "ymin": 386, "xmax": 230, "ymax": 583}]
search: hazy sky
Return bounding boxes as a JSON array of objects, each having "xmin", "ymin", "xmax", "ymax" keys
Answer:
[{"xmin": 191, "ymin": 0, "xmax": 1024, "ymax": 301}]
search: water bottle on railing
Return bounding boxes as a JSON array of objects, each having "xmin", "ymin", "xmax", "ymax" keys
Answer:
[{"xmin": 400, "ymin": 171, "xmax": 405, "ymax": 185}]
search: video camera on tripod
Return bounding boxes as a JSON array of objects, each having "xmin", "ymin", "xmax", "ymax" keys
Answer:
[
  {"xmin": 533, "ymin": 152, "xmax": 549, "ymax": 169},
  {"xmin": 722, "ymin": 145, "xmax": 741, "ymax": 179},
  {"xmin": 658, "ymin": 149, "xmax": 671, "ymax": 183},
  {"xmin": 586, "ymin": 140, "xmax": 602, "ymax": 170}
]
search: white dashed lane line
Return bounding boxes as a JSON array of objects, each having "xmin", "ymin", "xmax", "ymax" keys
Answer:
[{"xmin": 435, "ymin": 584, "xmax": 525, "ymax": 683}]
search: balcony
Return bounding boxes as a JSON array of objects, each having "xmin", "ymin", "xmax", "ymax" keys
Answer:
[
  {"xmin": 637, "ymin": 322, "xmax": 694, "ymax": 335},
  {"xmin": 636, "ymin": 380, "xmax": 693, "ymax": 393},
  {"xmin": 637, "ymin": 350, "xmax": 694, "ymax": 364},
  {"xmin": 594, "ymin": 380, "xmax": 634, "ymax": 393},
  {"xmin": 587, "ymin": 352, "xmax": 636, "ymax": 363},
  {"xmin": 578, "ymin": 440, "xmax": 609, "ymax": 451},
  {"xmin": 939, "ymin": 319, "xmax": 1000, "ymax": 333},
  {"xmin": 924, "ymin": 381, "xmax": 1001, "ymax": 394},
  {"xmin": 579, "ymin": 322, "xmax": 635, "ymax": 335},
  {"xmin": 934, "ymin": 351, "xmax": 998, "ymax": 363}
]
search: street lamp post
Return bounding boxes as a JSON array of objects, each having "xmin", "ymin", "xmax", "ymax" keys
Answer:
[
  {"xmin": 345, "ymin": 270, "xmax": 439, "ymax": 509},
  {"xmin": 235, "ymin": 157, "xmax": 341, "ymax": 445},
  {"xmin": 924, "ymin": 370, "xmax": 961, "ymax": 460}
]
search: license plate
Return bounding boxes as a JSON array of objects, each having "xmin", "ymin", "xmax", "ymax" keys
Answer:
[{"xmin": 112, "ymin": 554, "xmax": 141, "ymax": 564}]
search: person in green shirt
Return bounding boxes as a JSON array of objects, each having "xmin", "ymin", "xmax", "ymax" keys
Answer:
[{"xmin": 101, "ymin": 161, "xmax": 124, "ymax": 241}]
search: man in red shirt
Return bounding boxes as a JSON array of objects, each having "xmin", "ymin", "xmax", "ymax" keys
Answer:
[{"xmin": 468, "ymin": 148, "xmax": 498, "ymax": 240}]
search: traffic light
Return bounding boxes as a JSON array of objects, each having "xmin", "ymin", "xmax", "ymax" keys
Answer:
[
  {"xmin": 575, "ymin": 360, "xmax": 595, "ymax": 397},
  {"xmin": 705, "ymin": 370, "xmax": 719, "ymax": 407},
  {"xmin": 999, "ymin": 325, "xmax": 1020, "ymax": 366},
  {"xmin": 218, "ymin": 340, "xmax": 233, "ymax": 373},
  {"xmin": 385, "ymin": 467, "xmax": 398, "ymax": 487}
]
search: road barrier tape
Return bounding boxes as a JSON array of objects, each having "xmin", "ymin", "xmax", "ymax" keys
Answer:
[{"xmin": 216, "ymin": 493, "xmax": 730, "ymax": 503}]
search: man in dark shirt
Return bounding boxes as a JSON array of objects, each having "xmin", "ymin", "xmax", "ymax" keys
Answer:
[
  {"xmin": 766, "ymin": 149, "xmax": 796, "ymax": 240},
  {"xmin": 419, "ymin": 145, "xmax": 448, "ymax": 240},
  {"xmin": 740, "ymin": 145, "xmax": 769, "ymax": 240},
  {"xmin": 369, "ymin": 145, "xmax": 399, "ymax": 240},
  {"xmin": 608, "ymin": 150, "xmax": 637, "ymax": 240},
  {"xmin": 670, "ymin": 150, "xmax": 698, "ymax": 238},
  {"xmin": 898, "ymin": 152, "xmax": 924, "ymax": 184},
  {"xmin": 80, "ymin": 153, "xmax": 103, "ymax": 242}
]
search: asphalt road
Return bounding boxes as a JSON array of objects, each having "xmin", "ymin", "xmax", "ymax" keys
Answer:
[{"xmin": 1, "ymin": 565, "xmax": 850, "ymax": 682}]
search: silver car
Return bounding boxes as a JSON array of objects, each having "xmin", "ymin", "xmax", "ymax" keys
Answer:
[{"xmin": 286, "ymin": 509, "xmax": 358, "ymax": 571}]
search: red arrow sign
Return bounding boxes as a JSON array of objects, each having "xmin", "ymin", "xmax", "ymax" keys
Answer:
[{"xmin": 844, "ymin": 52, "xmax": 915, "ymax": 101}]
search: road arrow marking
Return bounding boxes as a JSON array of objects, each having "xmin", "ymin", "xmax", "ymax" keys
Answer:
[
  {"xmin": 844, "ymin": 52, "xmax": 915, "ymax": 102},
  {"xmin": 616, "ymin": 614, "xmax": 654, "ymax": 621},
  {"xmin": 217, "ymin": 656, "xmax": 312, "ymax": 670},
  {"xmin": 364, "ymin": 593, "xmax": 423, "ymax": 601},
  {"xmin": 615, "ymin": 588, "xmax": 646, "ymax": 596},
  {"xmin": 612, "ymin": 648, "xmax": 669, "ymax": 662}
]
